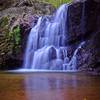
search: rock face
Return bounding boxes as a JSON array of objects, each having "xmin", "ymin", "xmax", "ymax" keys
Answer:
[
  {"xmin": 0, "ymin": 0, "xmax": 99, "ymax": 73},
  {"xmin": 0, "ymin": 0, "xmax": 55, "ymax": 69},
  {"xmin": 0, "ymin": 0, "xmax": 55, "ymax": 15},
  {"xmin": 67, "ymin": 0, "xmax": 100, "ymax": 72}
]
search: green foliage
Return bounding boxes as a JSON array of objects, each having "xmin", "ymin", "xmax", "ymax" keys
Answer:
[
  {"xmin": 42, "ymin": 0, "xmax": 71, "ymax": 7},
  {"xmin": 0, "ymin": 16, "xmax": 21, "ymax": 63},
  {"xmin": 0, "ymin": 17, "xmax": 20, "ymax": 47},
  {"xmin": 13, "ymin": 26, "xmax": 20, "ymax": 45},
  {"xmin": 9, "ymin": 25, "xmax": 21, "ymax": 54},
  {"xmin": 9, "ymin": 25, "xmax": 20, "ymax": 45}
]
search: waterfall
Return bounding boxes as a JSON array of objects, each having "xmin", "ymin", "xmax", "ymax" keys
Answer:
[{"xmin": 23, "ymin": 4, "xmax": 85, "ymax": 71}]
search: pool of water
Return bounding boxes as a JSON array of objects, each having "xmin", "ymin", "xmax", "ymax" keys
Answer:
[{"xmin": 0, "ymin": 72, "xmax": 100, "ymax": 100}]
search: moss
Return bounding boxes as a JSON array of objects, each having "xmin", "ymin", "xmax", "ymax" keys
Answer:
[
  {"xmin": 42, "ymin": 0, "xmax": 71, "ymax": 7},
  {"xmin": 9, "ymin": 25, "xmax": 20, "ymax": 45},
  {"xmin": 9, "ymin": 25, "xmax": 21, "ymax": 54},
  {"xmin": 0, "ymin": 16, "xmax": 21, "ymax": 56}
]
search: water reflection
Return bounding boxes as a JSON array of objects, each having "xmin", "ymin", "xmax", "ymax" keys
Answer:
[
  {"xmin": 24, "ymin": 75, "xmax": 78, "ymax": 90},
  {"xmin": 0, "ymin": 73, "xmax": 100, "ymax": 100},
  {"xmin": 24, "ymin": 74, "xmax": 78, "ymax": 100}
]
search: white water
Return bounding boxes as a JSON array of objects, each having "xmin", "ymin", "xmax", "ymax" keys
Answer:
[{"xmin": 23, "ymin": 4, "xmax": 85, "ymax": 71}]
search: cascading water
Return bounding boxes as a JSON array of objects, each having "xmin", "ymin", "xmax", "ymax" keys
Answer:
[{"xmin": 23, "ymin": 4, "xmax": 85, "ymax": 71}]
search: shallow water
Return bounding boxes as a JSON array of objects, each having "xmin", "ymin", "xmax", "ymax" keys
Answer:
[{"xmin": 0, "ymin": 72, "xmax": 100, "ymax": 100}]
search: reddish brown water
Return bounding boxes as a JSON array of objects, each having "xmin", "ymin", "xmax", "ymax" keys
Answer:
[{"xmin": 0, "ymin": 72, "xmax": 100, "ymax": 100}]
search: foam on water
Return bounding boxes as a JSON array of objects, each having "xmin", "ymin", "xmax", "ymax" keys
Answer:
[{"xmin": 7, "ymin": 69, "xmax": 78, "ymax": 73}]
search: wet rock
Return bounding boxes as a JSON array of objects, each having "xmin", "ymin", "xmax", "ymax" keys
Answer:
[
  {"xmin": 49, "ymin": 46, "xmax": 57, "ymax": 60},
  {"xmin": 67, "ymin": 0, "xmax": 100, "ymax": 72}
]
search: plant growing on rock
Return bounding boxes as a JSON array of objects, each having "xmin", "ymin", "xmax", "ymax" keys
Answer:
[{"xmin": 9, "ymin": 25, "xmax": 21, "ymax": 55}]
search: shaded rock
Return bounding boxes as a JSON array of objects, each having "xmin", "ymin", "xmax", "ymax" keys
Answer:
[
  {"xmin": 67, "ymin": 0, "xmax": 100, "ymax": 73},
  {"xmin": 68, "ymin": 0, "xmax": 100, "ymax": 44},
  {"xmin": 0, "ymin": 55, "xmax": 22, "ymax": 70},
  {"xmin": 49, "ymin": 46, "xmax": 57, "ymax": 60}
]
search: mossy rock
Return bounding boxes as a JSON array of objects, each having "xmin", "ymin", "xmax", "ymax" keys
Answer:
[
  {"xmin": 0, "ymin": 16, "xmax": 9, "ymax": 27},
  {"xmin": 0, "ymin": 16, "xmax": 22, "ymax": 68}
]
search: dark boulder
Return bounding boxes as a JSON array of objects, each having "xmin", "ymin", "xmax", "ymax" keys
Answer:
[{"xmin": 49, "ymin": 46, "xmax": 57, "ymax": 61}]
